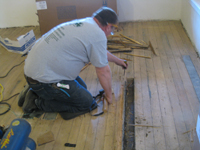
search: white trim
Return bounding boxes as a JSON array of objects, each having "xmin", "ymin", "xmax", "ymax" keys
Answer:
[{"xmin": 190, "ymin": 0, "xmax": 200, "ymax": 16}]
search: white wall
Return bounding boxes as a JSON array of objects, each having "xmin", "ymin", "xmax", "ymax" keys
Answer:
[
  {"xmin": 0, "ymin": 0, "xmax": 182, "ymax": 28},
  {"xmin": 181, "ymin": 0, "xmax": 200, "ymax": 55},
  {"xmin": 0, "ymin": 0, "xmax": 39, "ymax": 28},
  {"xmin": 117, "ymin": 0, "xmax": 182, "ymax": 22}
]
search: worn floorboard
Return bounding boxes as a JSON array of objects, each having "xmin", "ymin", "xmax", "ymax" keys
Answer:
[{"xmin": 0, "ymin": 20, "xmax": 199, "ymax": 150}]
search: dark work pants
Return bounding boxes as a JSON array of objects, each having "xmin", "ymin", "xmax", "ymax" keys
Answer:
[{"xmin": 26, "ymin": 76, "xmax": 94, "ymax": 113}]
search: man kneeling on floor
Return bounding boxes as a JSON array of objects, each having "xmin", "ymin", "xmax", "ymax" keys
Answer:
[{"xmin": 18, "ymin": 7, "xmax": 128, "ymax": 120}]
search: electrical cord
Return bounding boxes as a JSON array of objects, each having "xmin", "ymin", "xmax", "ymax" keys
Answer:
[
  {"xmin": 0, "ymin": 92, "xmax": 19, "ymax": 116},
  {"xmin": 0, "ymin": 83, "xmax": 13, "ymax": 116},
  {"xmin": 0, "ymin": 102, "xmax": 11, "ymax": 115},
  {"xmin": 2, "ymin": 93, "xmax": 19, "ymax": 102},
  {"xmin": 0, "ymin": 60, "xmax": 25, "ymax": 78},
  {"xmin": 0, "ymin": 60, "xmax": 25, "ymax": 115}
]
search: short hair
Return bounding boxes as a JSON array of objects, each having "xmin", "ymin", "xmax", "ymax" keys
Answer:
[{"xmin": 92, "ymin": 7, "xmax": 118, "ymax": 26}]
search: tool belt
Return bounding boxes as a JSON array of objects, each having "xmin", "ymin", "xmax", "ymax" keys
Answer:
[{"xmin": 25, "ymin": 75, "xmax": 39, "ymax": 84}]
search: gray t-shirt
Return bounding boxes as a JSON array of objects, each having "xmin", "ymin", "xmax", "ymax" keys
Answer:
[{"xmin": 24, "ymin": 17, "xmax": 108, "ymax": 83}]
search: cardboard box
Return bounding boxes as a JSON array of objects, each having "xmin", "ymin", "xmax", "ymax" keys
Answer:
[
  {"xmin": 36, "ymin": 0, "xmax": 117, "ymax": 35},
  {"xmin": 0, "ymin": 30, "xmax": 36, "ymax": 54},
  {"xmin": 193, "ymin": 106, "xmax": 200, "ymax": 150}
]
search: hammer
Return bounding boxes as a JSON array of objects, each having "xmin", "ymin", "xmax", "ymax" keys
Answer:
[{"xmin": 97, "ymin": 89, "xmax": 108, "ymax": 113}]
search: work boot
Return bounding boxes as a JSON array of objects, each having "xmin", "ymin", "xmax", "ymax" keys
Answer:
[
  {"xmin": 59, "ymin": 110, "xmax": 90, "ymax": 120},
  {"xmin": 18, "ymin": 84, "xmax": 30, "ymax": 107},
  {"xmin": 22, "ymin": 90, "xmax": 38, "ymax": 113},
  {"xmin": 59, "ymin": 100, "xmax": 97, "ymax": 120}
]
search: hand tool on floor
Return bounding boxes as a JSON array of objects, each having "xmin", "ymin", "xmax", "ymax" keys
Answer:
[
  {"xmin": 123, "ymin": 60, "xmax": 128, "ymax": 75},
  {"xmin": 91, "ymin": 89, "xmax": 109, "ymax": 116},
  {"xmin": 98, "ymin": 89, "xmax": 109, "ymax": 113}
]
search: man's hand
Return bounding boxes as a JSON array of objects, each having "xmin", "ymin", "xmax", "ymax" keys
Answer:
[
  {"xmin": 103, "ymin": 92, "xmax": 112, "ymax": 104},
  {"xmin": 107, "ymin": 51, "xmax": 128, "ymax": 69},
  {"xmin": 115, "ymin": 59, "xmax": 128, "ymax": 69}
]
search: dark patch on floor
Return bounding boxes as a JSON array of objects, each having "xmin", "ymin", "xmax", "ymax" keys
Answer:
[{"xmin": 123, "ymin": 78, "xmax": 135, "ymax": 150}]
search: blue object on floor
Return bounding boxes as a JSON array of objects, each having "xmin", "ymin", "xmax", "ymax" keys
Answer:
[
  {"xmin": 183, "ymin": 55, "xmax": 200, "ymax": 103},
  {"xmin": 0, "ymin": 118, "xmax": 36, "ymax": 150}
]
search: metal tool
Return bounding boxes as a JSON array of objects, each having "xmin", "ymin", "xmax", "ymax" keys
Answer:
[
  {"xmin": 91, "ymin": 89, "xmax": 108, "ymax": 116},
  {"xmin": 123, "ymin": 60, "xmax": 128, "ymax": 75}
]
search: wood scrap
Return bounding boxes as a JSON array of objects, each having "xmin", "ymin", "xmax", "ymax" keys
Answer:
[
  {"xmin": 120, "ymin": 58, "xmax": 132, "ymax": 61},
  {"xmin": 119, "ymin": 34, "xmax": 144, "ymax": 46},
  {"xmin": 128, "ymin": 124, "xmax": 161, "ymax": 128},
  {"xmin": 130, "ymin": 45, "xmax": 149, "ymax": 49},
  {"xmin": 81, "ymin": 62, "xmax": 91, "ymax": 72},
  {"xmin": 124, "ymin": 53, "xmax": 151, "ymax": 59},
  {"xmin": 182, "ymin": 127, "xmax": 196, "ymax": 134},
  {"xmin": 107, "ymin": 34, "xmax": 151, "ymax": 54},
  {"xmin": 107, "ymin": 40, "xmax": 133, "ymax": 44},
  {"xmin": 37, "ymin": 131, "xmax": 54, "ymax": 146},
  {"xmin": 108, "ymin": 45, "xmax": 127, "ymax": 49},
  {"xmin": 107, "ymin": 35, "xmax": 121, "ymax": 38},
  {"xmin": 141, "ymin": 40, "xmax": 148, "ymax": 46},
  {"xmin": 109, "ymin": 50, "xmax": 132, "ymax": 53},
  {"xmin": 107, "ymin": 34, "xmax": 157, "ymax": 59},
  {"xmin": 149, "ymin": 41, "xmax": 157, "ymax": 56}
]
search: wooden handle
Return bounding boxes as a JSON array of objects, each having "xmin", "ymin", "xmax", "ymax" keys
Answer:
[
  {"xmin": 81, "ymin": 62, "xmax": 91, "ymax": 72},
  {"xmin": 120, "ymin": 34, "xmax": 144, "ymax": 46},
  {"xmin": 123, "ymin": 53, "xmax": 151, "ymax": 59}
]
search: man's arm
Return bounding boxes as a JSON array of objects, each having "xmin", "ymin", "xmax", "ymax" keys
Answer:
[
  {"xmin": 107, "ymin": 51, "xmax": 128, "ymax": 69},
  {"xmin": 95, "ymin": 65, "xmax": 112, "ymax": 104}
]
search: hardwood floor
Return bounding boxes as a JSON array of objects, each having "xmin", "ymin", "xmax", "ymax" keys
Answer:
[{"xmin": 0, "ymin": 20, "xmax": 199, "ymax": 150}]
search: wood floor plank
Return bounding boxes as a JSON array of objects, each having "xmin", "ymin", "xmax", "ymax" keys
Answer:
[
  {"xmin": 146, "ymin": 21, "xmax": 167, "ymax": 150},
  {"xmin": 134, "ymin": 21, "xmax": 155, "ymax": 150},
  {"xmin": 66, "ymin": 117, "xmax": 83, "ymax": 149},
  {"xmin": 153, "ymin": 21, "xmax": 179, "ymax": 150},
  {"xmin": 133, "ymin": 21, "xmax": 146, "ymax": 150},
  {"xmin": 74, "ymin": 113, "xmax": 92, "ymax": 150},
  {"xmin": 172, "ymin": 21, "xmax": 200, "ymax": 81},
  {"xmin": 122, "ymin": 22, "xmax": 134, "ymax": 79},
  {"xmin": 174, "ymin": 21, "xmax": 197, "ymax": 57},
  {"xmin": 0, "ymin": 28, "xmax": 17, "ymax": 39},
  {"xmin": 168, "ymin": 21, "xmax": 200, "ymax": 117},
  {"xmin": 141, "ymin": 21, "xmax": 156, "ymax": 150},
  {"xmin": 158, "ymin": 21, "xmax": 193, "ymax": 149},
  {"xmin": 113, "ymin": 57, "xmax": 124, "ymax": 150},
  {"xmin": 0, "ymin": 64, "xmax": 26, "ymax": 126},
  {"xmin": 52, "ymin": 119, "xmax": 74, "ymax": 150},
  {"xmin": 43, "ymin": 115, "xmax": 63, "ymax": 150},
  {"xmin": 166, "ymin": 21, "xmax": 199, "ymax": 120}
]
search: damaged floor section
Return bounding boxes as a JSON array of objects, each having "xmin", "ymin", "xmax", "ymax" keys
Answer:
[{"xmin": 124, "ymin": 78, "xmax": 135, "ymax": 150}]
